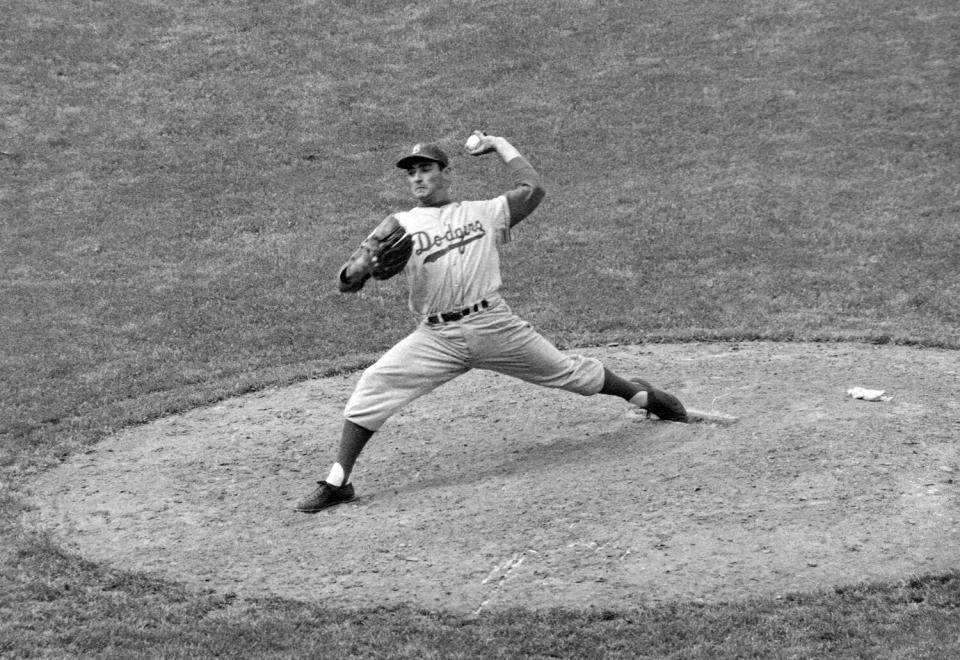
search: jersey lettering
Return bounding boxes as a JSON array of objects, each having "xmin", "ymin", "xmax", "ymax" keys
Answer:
[{"xmin": 411, "ymin": 221, "xmax": 486, "ymax": 264}]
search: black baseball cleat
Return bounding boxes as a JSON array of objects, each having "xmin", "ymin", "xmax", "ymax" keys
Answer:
[
  {"xmin": 645, "ymin": 388, "xmax": 689, "ymax": 423},
  {"xmin": 295, "ymin": 481, "xmax": 356, "ymax": 513}
]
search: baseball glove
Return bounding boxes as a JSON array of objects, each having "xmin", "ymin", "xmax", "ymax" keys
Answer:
[{"xmin": 368, "ymin": 222, "xmax": 412, "ymax": 280}]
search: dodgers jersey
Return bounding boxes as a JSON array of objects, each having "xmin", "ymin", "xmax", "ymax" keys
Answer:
[{"xmin": 394, "ymin": 197, "xmax": 511, "ymax": 317}]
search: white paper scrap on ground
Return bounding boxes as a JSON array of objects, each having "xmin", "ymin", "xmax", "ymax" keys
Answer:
[{"xmin": 847, "ymin": 387, "xmax": 892, "ymax": 402}]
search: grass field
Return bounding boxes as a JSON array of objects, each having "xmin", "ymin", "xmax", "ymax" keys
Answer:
[{"xmin": 3, "ymin": 0, "xmax": 960, "ymax": 656}]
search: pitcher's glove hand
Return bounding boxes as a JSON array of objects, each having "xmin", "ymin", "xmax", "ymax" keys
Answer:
[{"xmin": 365, "ymin": 219, "xmax": 412, "ymax": 280}]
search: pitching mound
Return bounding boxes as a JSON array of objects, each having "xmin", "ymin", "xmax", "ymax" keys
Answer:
[{"xmin": 24, "ymin": 342, "xmax": 960, "ymax": 613}]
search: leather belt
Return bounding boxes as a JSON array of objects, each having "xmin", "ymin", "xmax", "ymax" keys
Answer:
[{"xmin": 426, "ymin": 300, "xmax": 490, "ymax": 324}]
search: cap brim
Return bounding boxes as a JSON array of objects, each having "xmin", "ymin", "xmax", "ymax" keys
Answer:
[{"xmin": 396, "ymin": 155, "xmax": 446, "ymax": 169}]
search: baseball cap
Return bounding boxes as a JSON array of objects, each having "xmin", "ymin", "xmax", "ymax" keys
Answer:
[{"xmin": 396, "ymin": 143, "xmax": 449, "ymax": 169}]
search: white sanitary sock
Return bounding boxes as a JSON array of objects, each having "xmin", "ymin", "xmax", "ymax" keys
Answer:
[
  {"xmin": 629, "ymin": 391, "xmax": 649, "ymax": 409},
  {"xmin": 325, "ymin": 462, "xmax": 346, "ymax": 487}
]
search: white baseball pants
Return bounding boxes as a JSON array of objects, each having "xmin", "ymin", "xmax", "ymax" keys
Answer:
[{"xmin": 344, "ymin": 299, "xmax": 605, "ymax": 431}]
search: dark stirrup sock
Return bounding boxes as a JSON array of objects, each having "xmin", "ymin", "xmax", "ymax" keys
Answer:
[
  {"xmin": 328, "ymin": 420, "xmax": 374, "ymax": 485},
  {"xmin": 599, "ymin": 368, "xmax": 643, "ymax": 401}
]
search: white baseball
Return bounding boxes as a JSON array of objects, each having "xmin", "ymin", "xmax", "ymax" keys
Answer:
[{"xmin": 465, "ymin": 134, "xmax": 481, "ymax": 150}]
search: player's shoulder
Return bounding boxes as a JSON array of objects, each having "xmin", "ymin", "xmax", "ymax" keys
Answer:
[{"xmin": 455, "ymin": 196, "xmax": 508, "ymax": 213}]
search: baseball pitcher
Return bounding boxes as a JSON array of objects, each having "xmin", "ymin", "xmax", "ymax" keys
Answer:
[{"xmin": 296, "ymin": 132, "xmax": 688, "ymax": 512}]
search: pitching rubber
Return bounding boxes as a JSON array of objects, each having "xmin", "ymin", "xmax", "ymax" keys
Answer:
[{"xmin": 684, "ymin": 408, "xmax": 739, "ymax": 425}]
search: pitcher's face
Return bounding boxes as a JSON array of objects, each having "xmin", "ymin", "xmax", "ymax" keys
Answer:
[{"xmin": 406, "ymin": 161, "xmax": 450, "ymax": 206}]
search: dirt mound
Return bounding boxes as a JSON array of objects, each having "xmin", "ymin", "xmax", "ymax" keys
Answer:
[{"xmin": 24, "ymin": 343, "xmax": 960, "ymax": 613}]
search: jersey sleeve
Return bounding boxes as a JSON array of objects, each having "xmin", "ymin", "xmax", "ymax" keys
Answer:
[{"xmin": 502, "ymin": 156, "xmax": 545, "ymax": 226}]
